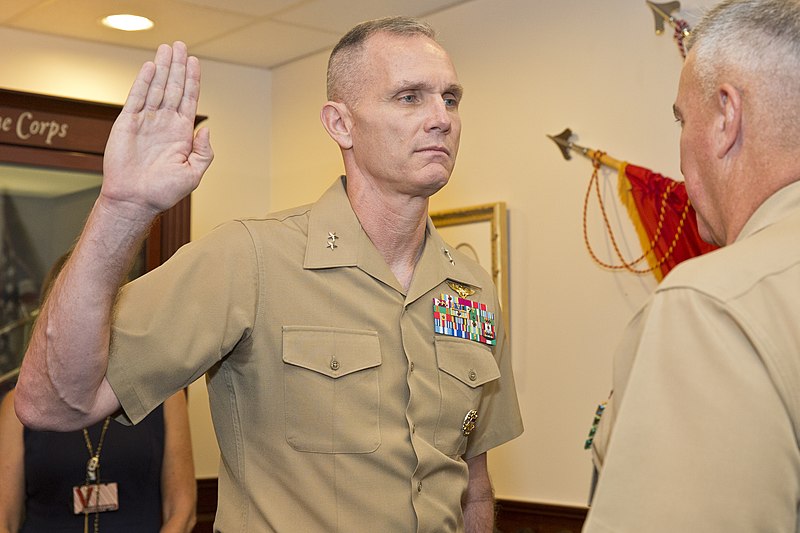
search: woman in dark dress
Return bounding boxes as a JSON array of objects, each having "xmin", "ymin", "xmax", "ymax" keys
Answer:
[{"xmin": 0, "ymin": 389, "xmax": 196, "ymax": 533}]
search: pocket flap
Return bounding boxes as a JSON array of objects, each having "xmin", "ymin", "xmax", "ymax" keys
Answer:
[
  {"xmin": 283, "ymin": 326, "xmax": 381, "ymax": 378},
  {"xmin": 435, "ymin": 336, "xmax": 501, "ymax": 388}
]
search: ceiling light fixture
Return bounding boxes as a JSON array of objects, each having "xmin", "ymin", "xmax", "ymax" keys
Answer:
[{"xmin": 101, "ymin": 14, "xmax": 155, "ymax": 32}]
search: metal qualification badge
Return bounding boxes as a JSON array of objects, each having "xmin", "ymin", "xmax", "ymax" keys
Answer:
[{"xmin": 433, "ymin": 293, "xmax": 496, "ymax": 346}]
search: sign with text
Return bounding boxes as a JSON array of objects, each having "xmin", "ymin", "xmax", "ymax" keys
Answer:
[{"xmin": 0, "ymin": 105, "xmax": 112, "ymax": 154}]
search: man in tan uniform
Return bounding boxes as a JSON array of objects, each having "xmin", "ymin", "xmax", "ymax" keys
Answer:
[
  {"xmin": 15, "ymin": 17, "xmax": 523, "ymax": 533},
  {"xmin": 584, "ymin": 1, "xmax": 800, "ymax": 531}
]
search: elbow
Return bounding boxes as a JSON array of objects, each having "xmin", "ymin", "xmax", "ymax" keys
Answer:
[
  {"xmin": 13, "ymin": 383, "xmax": 48, "ymax": 430},
  {"xmin": 13, "ymin": 375, "xmax": 88, "ymax": 431}
]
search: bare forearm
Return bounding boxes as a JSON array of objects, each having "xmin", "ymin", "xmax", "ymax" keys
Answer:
[
  {"xmin": 160, "ymin": 511, "xmax": 196, "ymax": 533},
  {"xmin": 15, "ymin": 197, "xmax": 153, "ymax": 430},
  {"xmin": 160, "ymin": 392, "xmax": 196, "ymax": 533},
  {"xmin": 463, "ymin": 497, "xmax": 495, "ymax": 533},
  {"xmin": 463, "ymin": 453, "xmax": 495, "ymax": 533}
]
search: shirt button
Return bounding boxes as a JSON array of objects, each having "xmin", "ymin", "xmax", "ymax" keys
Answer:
[
  {"xmin": 417, "ymin": 481, "xmax": 422, "ymax": 493},
  {"xmin": 330, "ymin": 358, "xmax": 340, "ymax": 371},
  {"xmin": 409, "ymin": 362, "xmax": 415, "ymax": 372},
  {"xmin": 412, "ymin": 424, "xmax": 416, "ymax": 434},
  {"xmin": 468, "ymin": 369, "xmax": 477, "ymax": 381}
]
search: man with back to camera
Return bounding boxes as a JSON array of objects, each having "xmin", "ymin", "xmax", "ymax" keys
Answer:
[
  {"xmin": 584, "ymin": 1, "xmax": 800, "ymax": 531},
  {"xmin": 14, "ymin": 16, "xmax": 523, "ymax": 533}
]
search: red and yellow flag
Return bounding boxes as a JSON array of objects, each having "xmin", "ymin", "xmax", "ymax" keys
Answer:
[{"xmin": 618, "ymin": 163, "xmax": 717, "ymax": 281}]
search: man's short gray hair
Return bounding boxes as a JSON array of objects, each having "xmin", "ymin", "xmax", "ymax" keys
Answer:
[
  {"xmin": 326, "ymin": 16, "xmax": 437, "ymax": 103},
  {"xmin": 687, "ymin": 0, "xmax": 800, "ymax": 98}
]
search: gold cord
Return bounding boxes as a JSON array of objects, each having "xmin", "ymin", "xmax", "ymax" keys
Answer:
[
  {"xmin": 582, "ymin": 151, "xmax": 690, "ymax": 274},
  {"xmin": 82, "ymin": 417, "xmax": 111, "ymax": 533}
]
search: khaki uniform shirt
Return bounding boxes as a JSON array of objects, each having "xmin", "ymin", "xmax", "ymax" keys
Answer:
[
  {"xmin": 107, "ymin": 177, "xmax": 523, "ymax": 532},
  {"xmin": 585, "ymin": 181, "xmax": 800, "ymax": 532}
]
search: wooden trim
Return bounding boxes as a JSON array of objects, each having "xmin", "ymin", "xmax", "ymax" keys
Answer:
[
  {"xmin": 496, "ymin": 498, "xmax": 588, "ymax": 533},
  {"xmin": 193, "ymin": 478, "xmax": 218, "ymax": 533},
  {"xmin": 192, "ymin": 478, "xmax": 588, "ymax": 533},
  {"xmin": 0, "ymin": 144, "xmax": 102, "ymax": 172}
]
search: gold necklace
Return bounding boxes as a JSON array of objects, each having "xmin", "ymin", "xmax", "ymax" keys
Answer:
[{"xmin": 82, "ymin": 417, "xmax": 111, "ymax": 533}]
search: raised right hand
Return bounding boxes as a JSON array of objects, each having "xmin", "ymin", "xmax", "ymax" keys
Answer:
[{"xmin": 101, "ymin": 41, "xmax": 213, "ymax": 222}]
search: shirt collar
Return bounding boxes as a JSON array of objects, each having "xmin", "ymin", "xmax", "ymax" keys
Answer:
[
  {"xmin": 735, "ymin": 180, "xmax": 800, "ymax": 243},
  {"xmin": 304, "ymin": 177, "xmax": 483, "ymax": 302}
]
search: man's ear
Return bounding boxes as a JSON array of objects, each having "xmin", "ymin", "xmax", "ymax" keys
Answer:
[
  {"xmin": 715, "ymin": 83, "xmax": 742, "ymax": 159},
  {"xmin": 320, "ymin": 101, "xmax": 353, "ymax": 150}
]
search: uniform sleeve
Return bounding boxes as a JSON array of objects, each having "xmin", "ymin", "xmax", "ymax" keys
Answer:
[
  {"xmin": 464, "ymin": 297, "xmax": 524, "ymax": 459},
  {"xmin": 107, "ymin": 221, "xmax": 260, "ymax": 424},
  {"xmin": 584, "ymin": 289, "xmax": 800, "ymax": 532}
]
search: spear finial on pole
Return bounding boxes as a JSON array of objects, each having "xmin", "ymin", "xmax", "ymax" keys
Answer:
[
  {"xmin": 646, "ymin": 1, "xmax": 691, "ymax": 57},
  {"xmin": 546, "ymin": 128, "xmax": 623, "ymax": 171}
]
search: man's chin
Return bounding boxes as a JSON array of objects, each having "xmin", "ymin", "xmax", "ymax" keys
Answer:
[
  {"xmin": 697, "ymin": 220, "xmax": 721, "ymax": 247},
  {"xmin": 423, "ymin": 173, "xmax": 451, "ymax": 197}
]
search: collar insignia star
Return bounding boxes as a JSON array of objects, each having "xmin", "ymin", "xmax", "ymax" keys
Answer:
[{"xmin": 326, "ymin": 231, "xmax": 338, "ymax": 250}]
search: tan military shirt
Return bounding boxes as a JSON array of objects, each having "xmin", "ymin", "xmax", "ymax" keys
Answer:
[
  {"xmin": 585, "ymin": 181, "xmax": 800, "ymax": 532},
  {"xmin": 107, "ymin": 177, "xmax": 523, "ymax": 532}
]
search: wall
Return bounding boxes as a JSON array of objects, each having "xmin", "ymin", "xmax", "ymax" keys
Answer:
[
  {"xmin": 2, "ymin": 0, "xmax": 722, "ymax": 507},
  {"xmin": 0, "ymin": 27, "xmax": 271, "ymax": 478},
  {"xmin": 271, "ymin": 0, "xmax": 718, "ymax": 507}
]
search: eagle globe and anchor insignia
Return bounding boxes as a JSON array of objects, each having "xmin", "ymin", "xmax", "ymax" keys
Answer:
[{"xmin": 462, "ymin": 409, "xmax": 479, "ymax": 436}]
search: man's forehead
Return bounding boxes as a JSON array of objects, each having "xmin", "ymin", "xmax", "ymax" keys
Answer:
[{"xmin": 355, "ymin": 36, "xmax": 456, "ymax": 89}]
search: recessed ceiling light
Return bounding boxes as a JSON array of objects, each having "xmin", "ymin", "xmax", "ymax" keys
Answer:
[{"xmin": 101, "ymin": 14, "xmax": 154, "ymax": 32}]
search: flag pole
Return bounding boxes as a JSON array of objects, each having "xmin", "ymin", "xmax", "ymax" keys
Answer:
[{"xmin": 546, "ymin": 128, "xmax": 623, "ymax": 171}]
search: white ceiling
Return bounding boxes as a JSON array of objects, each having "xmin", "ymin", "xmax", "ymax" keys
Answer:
[{"xmin": 0, "ymin": 0, "xmax": 474, "ymax": 69}]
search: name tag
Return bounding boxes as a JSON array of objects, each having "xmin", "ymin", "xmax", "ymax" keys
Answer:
[{"xmin": 72, "ymin": 482, "xmax": 119, "ymax": 514}]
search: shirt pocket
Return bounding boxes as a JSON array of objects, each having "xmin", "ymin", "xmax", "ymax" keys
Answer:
[
  {"xmin": 434, "ymin": 336, "xmax": 501, "ymax": 456},
  {"xmin": 282, "ymin": 326, "xmax": 382, "ymax": 453}
]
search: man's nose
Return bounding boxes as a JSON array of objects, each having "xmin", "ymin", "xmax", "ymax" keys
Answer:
[{"xmin": 425, "ymin": 98, "xmax": 452, "ymax": 134}]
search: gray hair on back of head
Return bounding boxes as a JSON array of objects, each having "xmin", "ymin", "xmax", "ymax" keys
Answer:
[
  {"xmin": 687, "ymin": 0, "xmax": 800, "ymax": 98},
  {"xmin": 326, "ymin": 16, "xmax": 437, "ymax": 104}
]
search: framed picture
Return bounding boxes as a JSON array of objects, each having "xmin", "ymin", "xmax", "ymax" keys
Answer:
[{"xmin": 430, "ymin": 202, "xmax": 509, "ymax": 330}]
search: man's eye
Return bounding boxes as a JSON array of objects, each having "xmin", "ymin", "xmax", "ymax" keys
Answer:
[
  {"xmin": 444, "ymin": 97, "xmax": 458, "ymax": 107},
  {"xmin": 400, "ymin": 94, "xmax": 416, "ymax": 103}
]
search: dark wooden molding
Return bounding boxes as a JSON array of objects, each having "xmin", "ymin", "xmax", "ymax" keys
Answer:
[
  {"xmin": 496, "ymin": 498, "xmax": 588, "ymax": 533},
  {"xmin": 194, "ymin": 478, "xmax": 219, "ymax": 533},
  {"xmin": 192, "ymin": 478, "xmax": 587, "ymax": 533}
]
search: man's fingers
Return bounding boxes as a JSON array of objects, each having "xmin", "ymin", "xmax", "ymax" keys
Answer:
[
  {"xmin": 143, "ymin": 43, "xmax": 173, "ymax": 111},
  {"xmin": 179, "ymin": 55, "xmax": 201, "ymax": 120},
  {"xmin": 163, "ymin": 41, "xmax": 188, "ymax": 112},
  {"xmin": 121, "ymin": 61, "xmax": 156, "ymax": 115},
  {"xmin": 123, "ymin": 42, "xmax": 198, "ymax": 119},
  {"xmin": 189, "ymin": 127, "xmax": 214, "ymax": 174}
]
